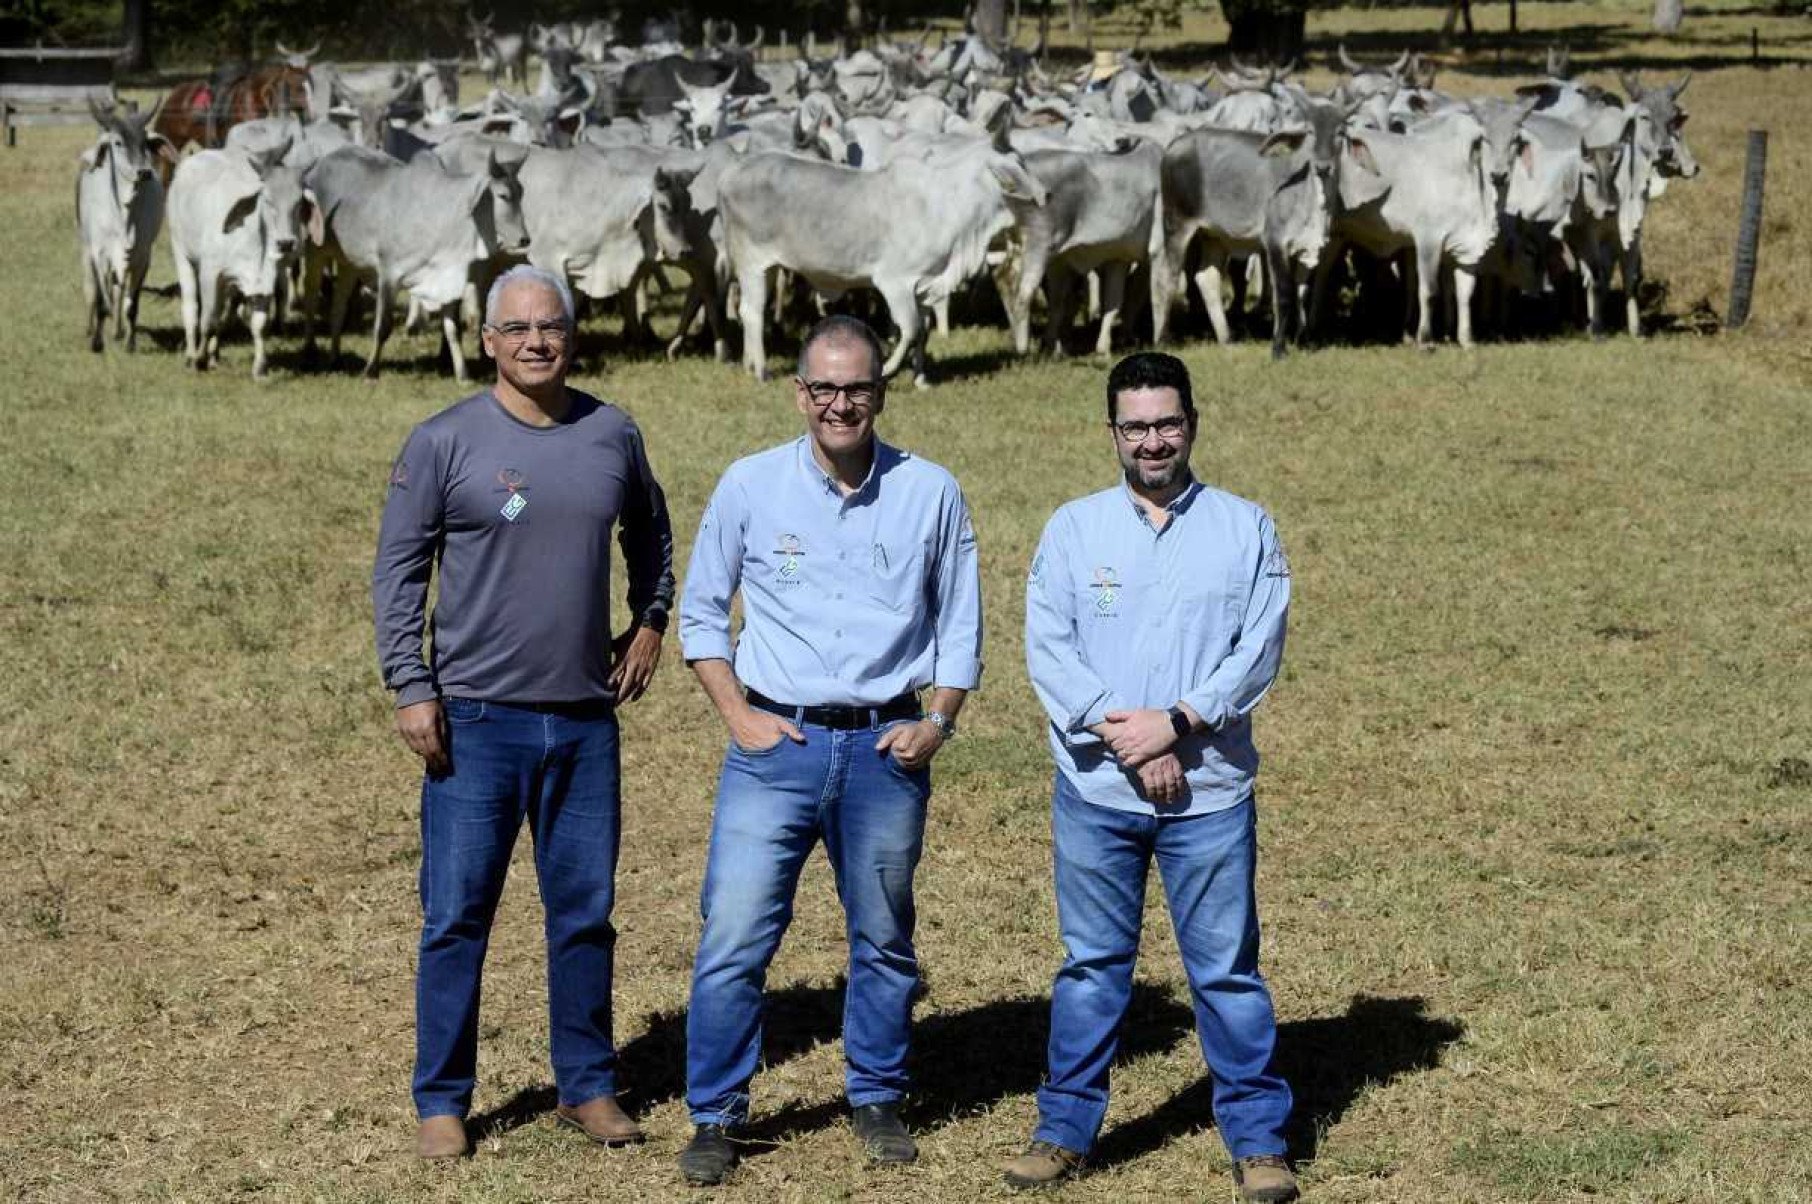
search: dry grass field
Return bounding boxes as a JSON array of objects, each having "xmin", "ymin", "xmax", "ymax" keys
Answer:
[{"xmin": 2, "ymin": 1, "xmax": 1810, "ymax": 1200}]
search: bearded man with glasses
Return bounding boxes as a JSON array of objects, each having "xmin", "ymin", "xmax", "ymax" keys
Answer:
[
  {"xmin": 373, "ymin": 265, "xmax": 675, "ymax": 1160},
  {"xmin": 674, "ymin": 314, "xmax": 983, "ymax": 1185},
  {"xmin": 1006, "ymin": 352, "xmax": 1299, "ymax": 1202}
]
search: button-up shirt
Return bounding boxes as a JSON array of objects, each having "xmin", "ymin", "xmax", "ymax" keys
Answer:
[
  {"xmin": 680, "ymin": 437, "xmax": 983, "ymax": 706},
  {"xmin": 1025, "ymin": 478, "xmax": 1290, "ymax": 816}
]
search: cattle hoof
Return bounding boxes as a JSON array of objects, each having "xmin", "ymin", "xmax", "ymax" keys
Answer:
[
  {"xmin": 361, "ymin": 365, "xmax": 381, "ymax": 380},
  {"xmin": 1417, "ymin": 343, "xmax": 1436, "ymax": 355},
  {"xmin": 1270, "ymin": 344, "xmax": 1286, "ymax": 363},
  {"xmin": 912, "ymin": 374, "xmax": 930, "ymax": 391}
]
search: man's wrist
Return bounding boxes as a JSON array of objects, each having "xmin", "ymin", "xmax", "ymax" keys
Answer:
[
  {"xmin": 925, "ymin": 710, "xmax": 957, "ymax": 741},
  {"xmin": 639, "ymin": 608, "xmax": 669, "ymax": 634},
  {"xmin": 1166, "ymin": 705, "xmax": 1193, "ymax": 739}
]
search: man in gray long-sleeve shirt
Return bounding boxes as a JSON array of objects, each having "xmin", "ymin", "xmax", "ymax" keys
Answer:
[{"xmin": 372, "ymin": 266, "xmax": 675, "ymax": 1160}]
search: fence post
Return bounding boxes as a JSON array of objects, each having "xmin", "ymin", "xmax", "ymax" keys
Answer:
[{"xmin": 1727, "ymin": 129, "xmax": 1768, "ymax": 330}]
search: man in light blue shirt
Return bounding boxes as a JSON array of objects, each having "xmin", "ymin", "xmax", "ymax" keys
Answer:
[
  {"xmin": 676, "ymin": 315, "xmax": 982, "ymax": 1185},
  {"xmin": 1007, "ymin": 352, "xmax": 1299, "ymax": 1203}
]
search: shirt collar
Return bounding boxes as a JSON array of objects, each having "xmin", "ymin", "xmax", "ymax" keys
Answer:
[
  {"xmin": 795, "ymin": 435, "xmax": 894, "ymax": 504},
  {"xmin": 1122, "ymin": 475, "xmax": 1201, "ymax": 525}
]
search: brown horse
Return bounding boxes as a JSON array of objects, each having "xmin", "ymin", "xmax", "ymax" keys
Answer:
[{"xmin": 152, "ymin": 63, "xmax": 311, "ymax": 152}]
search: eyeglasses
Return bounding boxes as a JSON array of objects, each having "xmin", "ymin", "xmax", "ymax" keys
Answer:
[
  {"xmin": 1111, "ymin": 415, "xmax": 1190, "ymax": 443},
  {"xmin": 797, "ymin": 377, "xmax": 881, "ymax": 408},
  {"xmin": 486, "ymin": 321, "xmax": 571, "ymax": 343}
]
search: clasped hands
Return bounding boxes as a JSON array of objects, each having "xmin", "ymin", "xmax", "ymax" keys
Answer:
[{"xmin": 1100, "ymin": 707, "xmax": 1190, "ymax": 807}]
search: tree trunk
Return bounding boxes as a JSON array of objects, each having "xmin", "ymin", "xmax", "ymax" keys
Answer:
[
  {"xmin": 1067, "ymin": 0, "xmax": 1091, "ymax": 36},
  {"xmin": 974, "ymin": 0, "xmax": 1010, "ymax": 42},
  {"xmin": 1223, "ymin": 2, "xmax": 1306, "ymax": 62},
  {"xmin": 119, "ymin": 0, "xmax": 152, "ymax": 71},
  {"xmin": 1652, "ymin": 0, "xmax": 1684, "ymax": 33}
]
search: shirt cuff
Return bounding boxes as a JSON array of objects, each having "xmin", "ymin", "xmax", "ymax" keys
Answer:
[
  {"xmin": 394, "ymin": 681, "xmax": 439, "ymax": 708},
  {"xmin": 931, "ymin": 653, "xmax": 982, "ymax": 692},
  {"xmin": 681, "ymin": 631, "xmax": 734, "ymax": 664},
  {"xmin": 1181, "ymin": 690, "xmax": 1232, "ymax": 733},
  {"xmin": 1059, "ymin": 692, "xmax": 1117, "ymax": 749}
]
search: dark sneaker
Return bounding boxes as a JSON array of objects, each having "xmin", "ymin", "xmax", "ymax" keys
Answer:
[
  {"xmin": 1002, "ymin": 1140, "xmax": 1085, "ymax": 1189},
  {"xmin": 851, "ymin": 1102, "xmax": 918, "ymax": 1164},
  {"xmin": 678, "ymin": 1124, "xmax": 739, "ymax": 1186},
  {"xmin": 1232, "ymin": 1154, "xmax": 1300, "ymax": 1203}
]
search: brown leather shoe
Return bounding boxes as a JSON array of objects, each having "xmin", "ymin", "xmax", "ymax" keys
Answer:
[
  {"xmin": 416, "ymin": 1114, "xmax": 470, "ymax": 1160},
  {"xmin": 1002, "ymin": 1140, "xmax": 1085, "ymax": 1189},
  {"xmin": 1232, "ymin": 1154, "xmax": 1300, "ymax": 1202},
  {"xmin": 555, "ymin": 1095, "xmax": 645, "ymax": 1146}
]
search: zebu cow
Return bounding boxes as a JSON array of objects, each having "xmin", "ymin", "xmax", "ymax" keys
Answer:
[
  {"xmin": 1154, "ymin": 95, "xmax": 1355, "ymax": 352},
  {"xmin": 1329, "ymin": 113, "xmax": 1500, "ymax": 348},
  {"xmin": 469, "ymin": 13, "xmax": 529, "ymax": 89},
  {"xmin": 719, "ymin": 112, "xmax": 1048, "ymax": 386},
  {"xmin": 225, "ymin": 114, "xmax": 351, "ymax": 171},
  {"xmin": 458, "ymin": 141, "xmax": 695, "ymax": 343},
  {"xmin": 999, "ymin": 139, "xmax": 1162, "ymax": 356},
  {"xmin": 302, "ymin": 146, "xmax": 529, "ymax": 379},
  {"xmin": 168, "ymin": 142, "xmax": 315, "ymax": 376},
  {"xmin": 76, "ymin": 103, "xmax": 167, "ymax": 352}
]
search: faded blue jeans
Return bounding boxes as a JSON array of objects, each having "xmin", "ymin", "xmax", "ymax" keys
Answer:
[
  {"xmin": 413, "ymin": 697, "xmax": 622, "ymax": 1120},
  {"xmin": 1035, "ymin": 773, "xmax": 1292, "ymax": 1160},
  {"xmin": 686, "ymin": 718, "xmax": 930, "ymax": 1126}
]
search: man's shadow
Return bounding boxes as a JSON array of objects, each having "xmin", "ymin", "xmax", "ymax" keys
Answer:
[
  {"xmin": 467, "ymin": 982, "xmax": 849, "ymax": 1142},
  {"xmin": 1087, "ymin": 994, "xmax": 1465, "ymax": 1170},
  {"xmin": 468, "ymin": 984, "xmax": 1462, "ymax": 1171}
]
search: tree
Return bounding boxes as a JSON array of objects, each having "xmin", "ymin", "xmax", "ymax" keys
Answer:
[
  {"xmin": 1221, "ymin": 0, "xmax": 1308, "ymax": 62},
  {"xmin": 1652, "ymin": 0, "xmax": 1684, "ymax": 33},
  {"xmin": 973, "ymin": 0, "xmax": 1009, "ymax": 41},
  {"xmin": 120, "ymin": 0, "xmax": 152, "ymax": 71}
]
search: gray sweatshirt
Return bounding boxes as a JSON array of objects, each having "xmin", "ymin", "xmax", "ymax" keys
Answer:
[{"xmin": 372, "ymin": 389, "xmax": 675, "ymax": 707}]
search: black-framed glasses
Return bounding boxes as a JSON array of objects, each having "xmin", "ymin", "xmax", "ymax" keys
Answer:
[
  {"xmin": 1111, "ymin": 415, "xmax": 1190, "ymax": 443},
  {"xmin": 486, "ymin": 320, "xmax": 571, "ymax": 343},
  {"xmin": 797, "ymin": 377, "xmax": 881, "ymax": 408}
]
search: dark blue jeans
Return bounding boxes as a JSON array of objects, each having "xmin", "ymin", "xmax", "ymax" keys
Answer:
[
  {"xmin": 1036, "ymin": 774, "xmax": 1293, "ymax": 1160},
  {"xmin": 685, "ymin": 718, "xmax": 930, "ymax": 1126},
  {"xmin": 413, "ymin": 697, "xmax": 622, "ymax": 1120}
]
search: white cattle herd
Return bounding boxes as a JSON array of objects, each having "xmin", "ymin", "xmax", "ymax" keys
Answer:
[{"xmin": 74, "ymin": 24, "xmax": 1701, "ymax": 383}]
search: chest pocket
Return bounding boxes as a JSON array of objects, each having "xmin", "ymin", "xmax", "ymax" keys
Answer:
[{"xmin": 863, "ymin": 542, "xmax": 927, "ymax": 612}]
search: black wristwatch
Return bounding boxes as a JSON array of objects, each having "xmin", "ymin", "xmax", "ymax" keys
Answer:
[{"xmin": 1167, "ymin": 706, "xmax": 1193, "ymax": 739}]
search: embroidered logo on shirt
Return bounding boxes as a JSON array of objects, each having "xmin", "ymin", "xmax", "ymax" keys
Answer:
[
  {"xmin": 1264, "ymin": 541, "xmax": 1291, "ymax": 579},
  {"xmin": 387, "ymin": 458, "xmax": 410, "ymax": 492},
  {"xmin": 1090, "ymin": 567, "xmax": 1121, "ymax": 614},
  {"xmin": 497, "ymin": 468, "xmax": 528, "ymax": 522},
  {"xmin": 1028, "ymin": 552, "xmax": 1045, "ymax": 584},
  {"xmin": 774, "ymin": 534, "xmax": 805, "ymax": 580}
]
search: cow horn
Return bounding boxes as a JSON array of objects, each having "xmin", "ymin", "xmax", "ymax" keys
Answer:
[
  {"xmin": 1670, "ymin": 70, "xmax": 1691, "ymax": 98},
  {"xmin": 302, "ymin": 40, "xmax": 321, "ymax": 59},
  {"xmin": 1387, "ymin": 50, "xmax": 1409, "ymax": 75},
  {"xmin": 276, "ymin": 40, "xmax": 293, "ymax": 57},
  {"xmin": 718, "ymin": 20, "xmax": 739, "ymax": 48},
  {"xmin": 1338, "ymin": 44, "xmax": 1362, "ymax": 73},
  {"xmin": 745, "ymin": 24, "xmax": 764, "ymax": 52},
  {"xmin": 1619, "ymin": 70, "xmax": 1643, "ymax": 99}
]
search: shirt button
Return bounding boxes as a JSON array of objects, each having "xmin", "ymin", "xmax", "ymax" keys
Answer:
[{"xmin": 835, "ymin": 629, "xmax": 844, "ymax": 638}]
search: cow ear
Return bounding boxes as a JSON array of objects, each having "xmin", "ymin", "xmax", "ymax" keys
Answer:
[
  {"xmin": 223, "ymin": 191, "xmax": 259, "ymax": 233},
  {"xmin": 1517, "ymin": 138, "xmax": 1535, "ymax": 177},
  {"xmin": 81, "ymin": 142, "xmax": 106, "ymax": 169}
]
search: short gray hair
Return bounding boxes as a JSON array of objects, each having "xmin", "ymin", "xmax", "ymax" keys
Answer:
[
  {"xmin": 796, "ymin": 314, "xmax": 885, "ymax": 380},
  {"xmin": 484, "ymin": 265, "xmax": 576, "ymax": 329}
]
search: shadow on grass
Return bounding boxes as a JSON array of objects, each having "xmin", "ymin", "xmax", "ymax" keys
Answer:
[
  {"xmin": 468, "ymin": 982, "xmax": 848, "ymax": 1139},
  {"xmin": 1088, "ymin": 993, "xmax": 1465, "ymax": 1170},
  {"xmin": 907, "ymin": 981, "xmax": 1196, "ymax": 1126}
]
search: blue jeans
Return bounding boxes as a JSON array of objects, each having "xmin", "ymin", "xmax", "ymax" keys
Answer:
[
  {"xmin": 1035, "ymin": 774, "xmax": 1292, "ymax": 1160},
  {"xmin": 686, "ymin": 718, "xmax": 930, "ymax": 1126},
  {"xmin": 413, "ymin": 697, "xmax": 622, "ymax": 1120}
]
